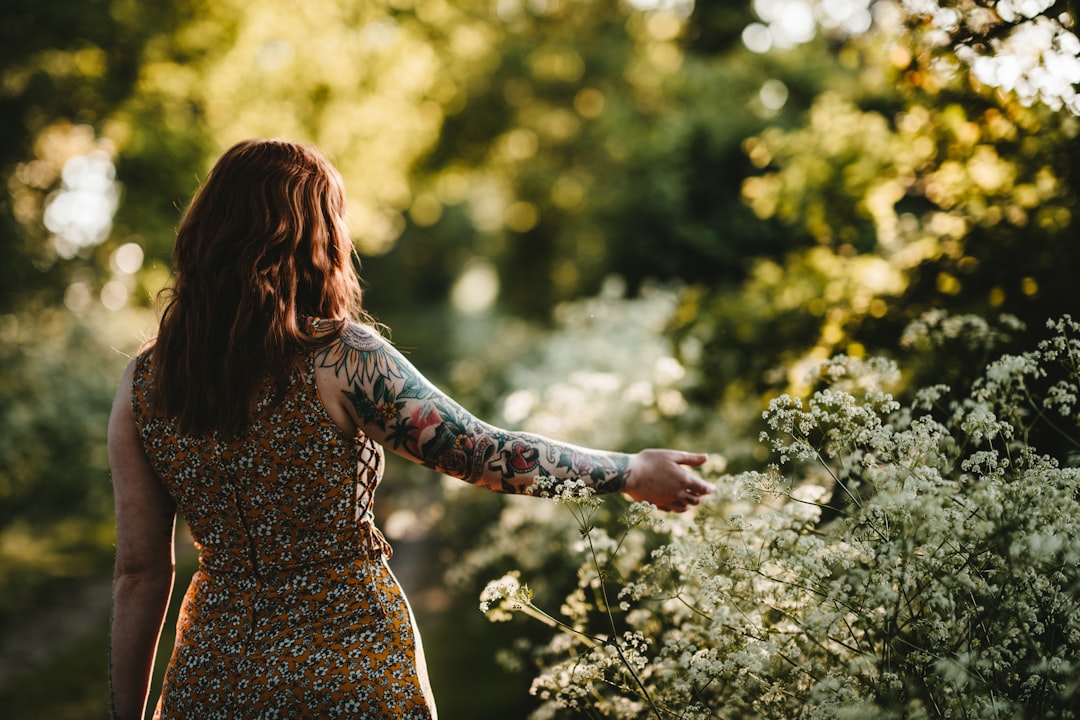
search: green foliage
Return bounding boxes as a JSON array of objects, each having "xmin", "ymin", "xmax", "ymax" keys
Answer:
[
  {"xmin": 0, "ymin": 308, "xmax": 136, "ymax": 626},
  {"xmin": 0, "ymin": 310, "xmax": 127, "ymax": 527},
  {"xmin": 668, "ymin": 7, "xmax": 1080, "ymax": 426},
  {"xmin": 742, "ymin": 87, "xmax": 1079, "ymax": 314},
  {"xmin": 0, "ymin": 616, "xmax": 110, "ymax": 720},
  {"xmin": 394, "ymin": 1, "xmax": 794, "ymax": 317},
  {"xmin": 0, "ymin": 0, "xmax": 192, "ymax": 311},
  {"xmin": 483, "ymin": 315, "xmax": 1080, "ymax": 718}
]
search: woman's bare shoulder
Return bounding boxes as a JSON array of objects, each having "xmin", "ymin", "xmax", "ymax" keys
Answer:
[{"xmin": 312, "ymin": 320, "xmax": 404, "ymax": 389}]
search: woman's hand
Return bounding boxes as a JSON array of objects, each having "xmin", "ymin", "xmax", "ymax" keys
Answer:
[{"xmin": 623, "ymin": 449, "xmax": 713, "ymax": 512}]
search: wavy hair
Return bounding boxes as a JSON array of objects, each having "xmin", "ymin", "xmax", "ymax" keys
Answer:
[{"xmin": 151, "ymin": 139, "xmax": 365, "ymax": 435}]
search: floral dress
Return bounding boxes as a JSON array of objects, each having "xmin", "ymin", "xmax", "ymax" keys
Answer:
[{"xmin": 131, "ymin": 348, "xmax": 436, "ymax": 719}]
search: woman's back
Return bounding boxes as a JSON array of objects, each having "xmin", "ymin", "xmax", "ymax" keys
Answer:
[{"xmin": 131, "ymin": 340, "xmax": 435, "ymax": 719}]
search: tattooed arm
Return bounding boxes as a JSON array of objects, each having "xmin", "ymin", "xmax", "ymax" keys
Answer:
[{"xmin": 314, "ymin": 322, "xmax": 712, "ymax": 510}]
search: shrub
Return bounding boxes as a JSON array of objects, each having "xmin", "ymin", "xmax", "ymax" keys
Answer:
[{"xmin": 482, "ymin": 315, "xmax": 1080, "ymax": 719}]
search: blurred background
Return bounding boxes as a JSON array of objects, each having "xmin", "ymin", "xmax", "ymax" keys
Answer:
[{"xmin": 1, "ymin": 0, "xmax": 1078, "ymax": 717}]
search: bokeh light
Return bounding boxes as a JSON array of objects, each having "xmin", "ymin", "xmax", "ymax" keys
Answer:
[{"xmin": 43, "ymin": 149, "xmax": 119, "ymax": 258}]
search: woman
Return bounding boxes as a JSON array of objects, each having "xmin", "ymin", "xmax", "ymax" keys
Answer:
[{"xmin": 109, "ymin": 139, "xmax": 712, "ymax": 719}]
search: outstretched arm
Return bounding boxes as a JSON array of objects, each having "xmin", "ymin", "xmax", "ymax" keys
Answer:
[{"xmin": 315, "ymin": 323, "xmax": 712, "ymax": 510}]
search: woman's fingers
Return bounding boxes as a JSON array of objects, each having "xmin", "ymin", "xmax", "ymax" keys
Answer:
[
  {"xmin": 625, "ymin": 449, "xmax": 717, "ymax": 511},
  {"xmin": 674, "ymin": 451, "xmax": 709, "ymax": 467}
]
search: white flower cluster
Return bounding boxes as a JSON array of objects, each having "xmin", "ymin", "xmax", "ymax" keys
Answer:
[
  {"xmin": 525, "ymin": 475, "xmax": 602, "ymax": 508},
  {"xmin": 484, "ymin": 314, "xmax": 1080, "ymax": 718},
  {"xmin": 759, "ymin": 355, "xmax": 902, "ymax": 472},
  {"xmin": 900, "ymin": 309, "xmax": 1023, "ymax": 352},
  {"xmin": 478, "ymin": 571, "xmax": 534, "ymax": 622}
]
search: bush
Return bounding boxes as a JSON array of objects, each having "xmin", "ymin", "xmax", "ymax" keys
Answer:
[
  {"xmin": 481, "ymin": 315, "xmax": 1080, "ymax": 719},
  {"xmin": 0, "ymin": 307, "xmax": 140, "ymax": 626}
]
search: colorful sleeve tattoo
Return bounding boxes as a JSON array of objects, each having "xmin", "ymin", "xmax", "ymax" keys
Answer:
[{"xmin": 314, "ymin": 323, "xmax": 631, "ymax": 495}]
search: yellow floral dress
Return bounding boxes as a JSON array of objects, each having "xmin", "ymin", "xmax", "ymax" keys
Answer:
[{"xmin": 131, "ymin": 347, "xmax": 436, "ymax": 719}]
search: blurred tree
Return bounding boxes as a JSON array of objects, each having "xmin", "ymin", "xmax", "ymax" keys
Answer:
[
  {"xmin": 672, "ymin": 0, "xmax": 1079, "ymax": 422},
  {"xmin": 685, "ymin": 0, "xmax": 757, "ymax": 53},
  {"xmin": 901, "ymin": 0, "xmax": 1080, "ymax": 115},
  {"xmin": 383, "ymin": 0, "xmax": 793, "ymax": 318},
  {"xmin": 0, "ymin": 0, "xmax": 197, "ymax": 313},
  {"xmin": 0, "ymin": 0, "xmax": 806, "ymax": 325}
]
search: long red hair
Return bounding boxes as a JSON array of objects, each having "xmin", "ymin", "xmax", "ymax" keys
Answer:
[{"xmin": 151, "ymin": 139, "xmax": 365, "ymax": 435}]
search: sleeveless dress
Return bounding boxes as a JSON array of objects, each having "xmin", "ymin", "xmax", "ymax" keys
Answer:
[{"xmin": 131, "ymin": 344, "xmax": 437, "ymax": 719}]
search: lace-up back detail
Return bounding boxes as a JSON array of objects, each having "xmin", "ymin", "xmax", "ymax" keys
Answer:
[{"xmin": 132, "ymin": 350, "xmax": 390, "ymax": 574}]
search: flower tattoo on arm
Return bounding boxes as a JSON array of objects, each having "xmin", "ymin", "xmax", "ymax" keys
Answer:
[{"xmin": 315, "ymin": 324, "xmax": 630, "ymax": 495}]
